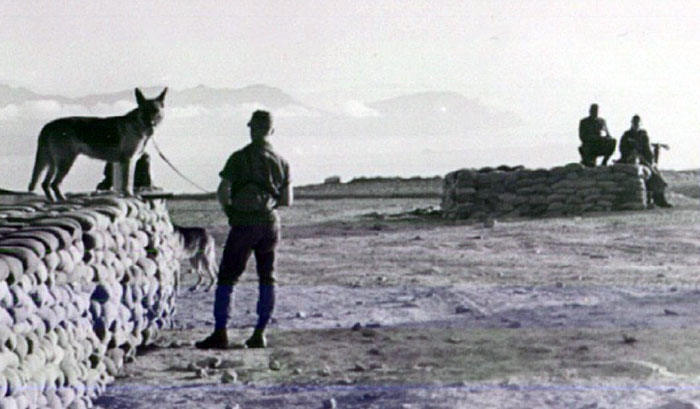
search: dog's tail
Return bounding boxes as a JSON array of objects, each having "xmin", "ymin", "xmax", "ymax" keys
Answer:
[{"xmin": 28, "ymin": 128, "xmax": 50, "ymax": 192}]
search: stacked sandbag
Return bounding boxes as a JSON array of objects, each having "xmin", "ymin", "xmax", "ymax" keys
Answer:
[
  {"xmin": 0, "ymin": 194, "xmax": 181, "ymax": 408},
  {"xmin": 442, "ymin": 163, "xmax": 649, "ymax": 219},
  {"xmin": 78, "ymin": 196, "xmax": 180, "ymax": 358}
]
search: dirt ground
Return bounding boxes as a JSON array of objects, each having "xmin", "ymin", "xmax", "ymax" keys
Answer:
[{"xmin": 94, "ymin": 192, "xmax": 700, "ymax": 409}]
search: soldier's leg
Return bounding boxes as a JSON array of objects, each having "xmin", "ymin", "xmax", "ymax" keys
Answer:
[
  {"xmin": 601, "ymin": 137, "xmax": 617, "ymax": 166},
  {"xmin": 648, "ymin": 169, "xmax": 672, "ymax": 208},
  {"xmin": 254, "ymin": 250, "xmax": 276, "ymax": 330},
  {"xmin": 196, "ymin": 226, "xmax": 255, "ymax": 349},
  {"xmin": 246, "ymin": 223, "xmax": 281, "ymax": 348},
  {"xmin": 579, "ymin": 144, "xmax": 595, "ymax": 167},
  {"xmin": 588, "ymin": 136, "xmax": 612, "ymax": 167},
  {"xmin": 214, "ymin": 226, "xmax": 255, "ymax": 329}
]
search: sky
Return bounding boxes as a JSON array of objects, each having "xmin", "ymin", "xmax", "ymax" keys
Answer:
[{"xmin": 2, "ymin": 1, "xmax": 700, "ymax": 189}]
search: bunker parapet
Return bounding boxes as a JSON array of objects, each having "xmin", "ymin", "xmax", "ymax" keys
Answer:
[
  {"xmin": 442, "ymin": 163, "xmax": 650, "ymax": 219},
  {"xmin": 0, "ymin": 195, "xmax": 181, "ymax": 408}
]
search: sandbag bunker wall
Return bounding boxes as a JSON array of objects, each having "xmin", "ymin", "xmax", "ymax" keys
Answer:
[
  {"xmin": 0, "ymin": 195, "xmax": 182, "ymax": 408},
  {"xmin": 442, "ymin": 163, "xmax": 649, "ymax": 219}
]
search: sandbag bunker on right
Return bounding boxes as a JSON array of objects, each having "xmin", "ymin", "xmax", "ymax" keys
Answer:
[{"xmin": 442, "ymin": 163, "xmax": 651, "ymax": 220}]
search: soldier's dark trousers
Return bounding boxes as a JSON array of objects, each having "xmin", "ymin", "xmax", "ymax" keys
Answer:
[
  {"xmin": 213, "ymin": 223, "xmax": 280, "ymax": 330},
  {"xmin": 579, "ymin": 136, "xmax": 617, "ymax": 167},
  {"xmin": 644, "ymin": 165, "xmax": 671, "ymax": 207}
]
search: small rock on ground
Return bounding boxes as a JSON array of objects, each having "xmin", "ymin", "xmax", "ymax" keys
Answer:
[
  {"xmin": 221, "ymin": 369, "xmax": 237, "ymax": 384},
  {"xmin": 655, "ymin": 401, "xmax": 697, "ymax": 409},
  {"xmin": 197, "ymin": 356, "xmax": 222, "ymax": 369},
  {"xmin": 353, "ymin": 363, "xmax": 367, "ymax": 372},
  {"xmin": 577, "ymin": 403, "xmax": 598, "ymax": 409},
  {"xmin": 269, "ymin": 359, "xmax": 282, "ymax": 371},
  {"xmin": 455, "ymin": 305, "xmax": 471, "ymax": 314}
]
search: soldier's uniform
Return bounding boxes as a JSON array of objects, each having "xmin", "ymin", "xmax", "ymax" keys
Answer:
[
  {"xmin": 134, "ymin": 153, "xmax": 152, "ymax": 189},
  {"xmin": 619, "ymin": 128, "xmax": 671, "ymax": 208},
  {"xmin": 196, "ymin": 112, "xmax": 291, "ymax": 350},
  {"xmin": 96, "ymin": 163, "xmax": 113, "ymax": 191},
  {"xmin": 579, "ymin": 116, "xmax": 616, "ymax": 167}
]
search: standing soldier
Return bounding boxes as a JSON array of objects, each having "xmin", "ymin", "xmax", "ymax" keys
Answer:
[
  {"xmin": 196, "ymin": 110, "xmax": 292, "ymax": 349},
  {"xmin": 578, "ymin": 103, "xmax": 617, "ymax": 167}
]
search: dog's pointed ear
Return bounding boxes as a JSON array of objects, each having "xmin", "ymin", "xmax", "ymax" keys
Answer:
[
  {"xmin": 135, "ymin": 88, "xmax": 146, "ymax": 106},
  {"xmin": 157, "ymin": 87, "xmax": 168, "ymax": 104}
]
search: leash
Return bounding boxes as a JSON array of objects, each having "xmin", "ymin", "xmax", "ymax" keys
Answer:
[{"xmin": 151, "ymin": 137, "xmax": 210, "ymax": 193}]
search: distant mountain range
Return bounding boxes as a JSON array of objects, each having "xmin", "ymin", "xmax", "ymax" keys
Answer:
[
  {"xmin": 0, "ymin": 84, "xmax": 60, "ymax": 106},
  {"xmin": 0, "ymin": 83, "xmax": 303, "ymax": 109},
  {"xmin": 0, "ymin": 83, "xmax": 520, "ymax": 121},
  {"xmin": 0, "ymin": 82, "xmax": 529, "ymax": 193},
  {"xmin": 0, "ymin": 82, "xmax": 524, "ymax": 146},
  {"xmin": 368, "ymin": 91, "xmax": 522, "ymax": 132}
]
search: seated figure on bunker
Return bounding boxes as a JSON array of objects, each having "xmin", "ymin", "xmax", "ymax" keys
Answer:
[
  {"xmin": 618, "ymin": 114, "xmax": 672, "ymax": 208},
  {"xmin": 579, "ymin": 103, "xmax": 616, "ymax": 167},
  {"xmin": 95, "ymin": 153, "xmax": 153, "ymax": 192}
]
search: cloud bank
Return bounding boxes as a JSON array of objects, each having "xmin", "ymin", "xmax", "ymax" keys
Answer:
[
  {"xmin": 0, "ymin": 99, "xmax": 136, "ymax": 121},
  {"xmin": 342, "ymin": 100, "xmax": 381, "ymax": 118}
]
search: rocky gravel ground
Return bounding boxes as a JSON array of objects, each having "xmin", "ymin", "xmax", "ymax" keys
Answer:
[{"xmin": 94, "ymin": 195, "xmax": 700, "ymax": 409}]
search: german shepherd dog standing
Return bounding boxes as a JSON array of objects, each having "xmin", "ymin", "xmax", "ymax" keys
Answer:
[
  {"xmin": 173, "ymin": 224, "xmax": 217, "ymax": 292},
  {"xmin": 28, "ymin": 87, "xmax": 167, "ymax": 202}
]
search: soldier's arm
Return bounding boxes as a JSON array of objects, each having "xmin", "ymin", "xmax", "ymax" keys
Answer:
[
  {"xmin": 277, "ymin": 162, "xmax": 293, "ymax": 207},
  {"xmin": 641, "ymin": 133, "xmax": 654, "ymax": 164},
  {"xmin": 217, "ymin": 179, "xmax": 232, "ymax": 211},
  {"xmin": 618, "ymin": 133, "xmax": 627, "ymax": 154},
  {"xmin": 601, "ymin": 119, "xmax": 611, "ymax": 137},
  {"xmin": 278, "ymin": 184, "xmax": 293, "ymax": 207},
  {"xmin": 217, "ymin": 152, "xmax": 240, "ymax": 211}
]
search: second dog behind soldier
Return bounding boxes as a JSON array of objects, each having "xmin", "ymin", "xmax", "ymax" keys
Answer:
[{"xmin": 173, "ymin": 224, "xmax": 217, "ymax": 292}]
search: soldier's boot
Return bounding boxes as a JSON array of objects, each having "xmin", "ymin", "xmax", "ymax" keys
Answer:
[
  {"xmin": 601, "ymin": 138, "xmax": 617, "ymax": 166},
  {"xmin": 245, "ymin": 284, "xmax": 275, "ymax": 349},
  {"xmin": 195, "ymin": 329, "xmax": 228, "ymax": 349},
  {"xmin": 245, "ymin": 329, "xmax": 267, "ymax": 349},
  {"xmin": 646, "ymin": 191, "xmax": 655, "ymax": 209},
  {"xmin": 653, "ymin": 192, "xmax": 672, "ymax": 208},
  {"xmin": 196, "ymin": 284, "xmax": 234, "ymax": 349}
]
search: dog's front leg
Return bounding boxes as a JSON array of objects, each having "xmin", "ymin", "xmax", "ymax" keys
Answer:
[{"xmin": 114, "ymin": 159, "xmax": 136, "ymax": 197}]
